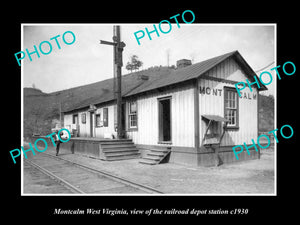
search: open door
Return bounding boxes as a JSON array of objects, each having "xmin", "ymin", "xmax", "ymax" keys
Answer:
[
  {"xmin": 73, "ymin": 114, "xmax": 80, "ymax": 137},
  {"xmin": 90, "ymin": 112, "xmax": 94, "ymax": 137},
  {"xmin": 158, "ymin": 97, "xmax": 171, "ymax": 143}
]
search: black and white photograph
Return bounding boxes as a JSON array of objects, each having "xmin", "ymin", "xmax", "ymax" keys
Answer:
[
  {"xmin": 4, "ymin": 3, "xmax": 300, "ymax": 220},
  {"xmin": 21, "ymin": 24, "xmax": 276, "ymax": 195}
]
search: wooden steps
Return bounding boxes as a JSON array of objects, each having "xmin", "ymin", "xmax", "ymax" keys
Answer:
[
  {"xmin": 100, "ymin": 139, "xmax": 140, "ymax": 161},
  {"xmin": 139, "ymin": 148, "xmax": 171, "ymax": 165}
]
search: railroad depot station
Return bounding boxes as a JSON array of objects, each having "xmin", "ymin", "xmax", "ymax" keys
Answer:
[{"xmin": 33, "ymin": 50, "xmax": 267, "ymax": 167}]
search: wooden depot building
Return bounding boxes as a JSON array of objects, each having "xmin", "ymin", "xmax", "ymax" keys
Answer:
[{"xmin": 62, "ymin": 50, "xmax": 267, "ymax": 166}]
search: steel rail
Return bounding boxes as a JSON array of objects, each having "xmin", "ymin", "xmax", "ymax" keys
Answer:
[
  {"xmin": 40, "ymin": 152, "xmax": 164, "ymax": 194},
  {"xmin": 24, "ymin": 159, "xmax": 85, "ymax": 194}
]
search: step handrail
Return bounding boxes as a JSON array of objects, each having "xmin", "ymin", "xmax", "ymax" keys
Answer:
[{"xmin": 157, "ymin": 149, "xmax": 171, "ymax": 164}]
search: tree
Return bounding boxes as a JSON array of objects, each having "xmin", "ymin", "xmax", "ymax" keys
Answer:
[{"xmin": 126, "ymin": 55, "xmax": 143, "ymax": 72}]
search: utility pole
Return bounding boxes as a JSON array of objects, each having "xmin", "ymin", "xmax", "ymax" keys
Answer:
[{"xmin": 100, "ymin": 25, "xmax": 126, "ymax": 139}]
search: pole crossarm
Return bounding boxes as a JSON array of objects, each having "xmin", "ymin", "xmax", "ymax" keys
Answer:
[{"xmin": 100, "ymin": 40, "xmax": 117, "ymax": 46}]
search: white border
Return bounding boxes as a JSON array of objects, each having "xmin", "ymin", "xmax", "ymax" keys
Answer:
[
  {"xmin": 21, "ymin": 23, "xmax": 24, "ymax": 195},
  {"xmin": 274, "ymin": 24, "xmax": 277, "ymax": 196}
]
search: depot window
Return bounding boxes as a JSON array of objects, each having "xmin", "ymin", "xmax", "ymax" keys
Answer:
[
  {"xmin": 128, "ymin": 101, "xmax": 138, "ymax": 129},
  {"xmin": 95, "ymin": 113, "xmax": 101, "ymax": 127},
  {"xmin": 103, "ymin": 108, "xmax": 108, "ymax": 127},
  {"xmin": 81, "ymin": 113, "xmax": 86, "ymax": 124},
  {"xmin": 224, "ymin": 87, "xmax": 239, "ymax": 128}
]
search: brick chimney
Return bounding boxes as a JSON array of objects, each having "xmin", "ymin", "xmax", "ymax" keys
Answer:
[{"xmin": 176, "ymin": 59, "xmax": 192, "ymax": 69}]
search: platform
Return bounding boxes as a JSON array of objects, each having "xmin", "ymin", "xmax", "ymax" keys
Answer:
[{"xmin": 30, "ymin": 136, "xmax": 140, "ymax": 160}]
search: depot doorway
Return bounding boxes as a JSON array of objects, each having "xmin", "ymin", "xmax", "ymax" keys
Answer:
[
  {"xmin": 90, "ymin": 112, "xmax": 94, "ymax": 137},
  {"xmin": 158, "ymin": 97, "xmax": 172, "ymax": 143}
]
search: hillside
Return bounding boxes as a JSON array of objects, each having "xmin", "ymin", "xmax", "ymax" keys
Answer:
[
  {"xmin": 23, "ymin": 67, "xmax": 174, "ymax": 138},
  {"xmin": 258, "ymin": 94, "xmax": 274, "ymax": 132},
  {"xmin": 24, "ymin": 87, "xmax": 46, "ymax": 96},
  {"xmin": 23, "ymin": 84, "xmax": 107, "ymax": 138},
  {"xmin": 24, "ymin": 88, "xmax": 59, "ymax": 137}
]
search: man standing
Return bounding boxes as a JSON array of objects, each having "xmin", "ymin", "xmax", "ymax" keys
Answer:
[{"xmin": 54, "ymin": 130, "xmax": 61, "ymax": 156}]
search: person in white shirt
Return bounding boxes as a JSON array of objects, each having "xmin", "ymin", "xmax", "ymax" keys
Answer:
[{"xmin": 55, "ymin": 130, "xmax": 61, "ymax": 156}]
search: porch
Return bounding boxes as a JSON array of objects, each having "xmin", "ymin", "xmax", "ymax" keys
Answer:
[{"xmin": 31, "ymin": 136, "xmax": 140, "ymax": 160}]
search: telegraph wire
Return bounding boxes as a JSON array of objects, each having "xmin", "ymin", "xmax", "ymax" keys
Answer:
[{"xmin": 254, "ymin": 61, "xmax": 275, "ymax": 73}]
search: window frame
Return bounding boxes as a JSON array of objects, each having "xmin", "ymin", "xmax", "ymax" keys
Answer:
[
  {"xmin": 224, "ymin": 86, "xmax": 239, "ymax": 129},
  {"xmin": 128, "ymin": 101, "xmax": 138, "ymax": 130},
  {"xmin": 103, "ymin": 108, "xmax": 108, "ymax": 127},
  {"xmin": 81, "ymin": 113, "xmax": 86, "ymax": 124},
  {"xmin": 95, "ymin": 113, "xmax": 102, "ymax": 127}
]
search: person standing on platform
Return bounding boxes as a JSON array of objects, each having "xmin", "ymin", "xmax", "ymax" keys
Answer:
[{"xmin": 55, "ymin": 130, "xmax": 61, "ymax": 156}]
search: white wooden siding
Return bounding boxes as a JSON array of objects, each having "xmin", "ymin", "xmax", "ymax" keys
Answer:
[
  {"xmin": 199, "ymin": 57, "xmax": 258, "ymax": 146},
  {"xmin": 127, "ymin": 84, "xmax": 195, "ymax": 147},
  {"xmin": 63, "ymin": 105, "xmax": 116, "ymax": 138},
  {"xmin": 94, "ymin": 105, "xmax": 115, "ymax": 138},
  {"xmin": 64, "ymin": 114, "xmax": 72, "ymax": 128}
]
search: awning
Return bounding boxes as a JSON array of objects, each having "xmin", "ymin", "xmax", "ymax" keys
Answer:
[{"xmin": 201, "ymin": 115, "xmax": 229, "ymax": 122}]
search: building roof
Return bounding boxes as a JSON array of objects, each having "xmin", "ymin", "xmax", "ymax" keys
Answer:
[{"xmin": 63, "ymin": 50, "xmax": 266, "ymax": 113}]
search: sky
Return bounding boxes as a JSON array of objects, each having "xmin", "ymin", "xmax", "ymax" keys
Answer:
[{"xmin": 22, "ymin": 24, "xmax": 275, "ymax": 95}]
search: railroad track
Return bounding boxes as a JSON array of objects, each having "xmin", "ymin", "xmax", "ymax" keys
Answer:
[
  {"xmin": 24, "ymin": 152, "xmax": 164, "ymax": 194},
  {"xmin": 24, "ymin": 159, "xmax": 80, "ymax": 194}
]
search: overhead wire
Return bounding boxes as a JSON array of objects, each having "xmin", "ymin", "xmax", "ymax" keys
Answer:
[{"xmin": 254, "ymin": 61, "xmax": 275, "ymax": 73}]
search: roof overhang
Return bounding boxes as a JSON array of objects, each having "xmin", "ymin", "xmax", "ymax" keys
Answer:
[{"xmin": 202, "ymin": 115, "xmax": 229, "ymax": 122}]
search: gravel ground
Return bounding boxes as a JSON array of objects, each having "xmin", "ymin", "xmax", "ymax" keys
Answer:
[
  {"xmin": 28, "ymin": 145, "xmax": 274, "ymax": 195},
  {"xmin": 23, "ymin": 161, "xmax": 74, "ymax": 194}
]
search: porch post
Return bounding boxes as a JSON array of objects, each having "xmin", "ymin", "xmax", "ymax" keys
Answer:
[{"xmin": 194, "ymin": 79, "xmax": 200, "ymax": 152}]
